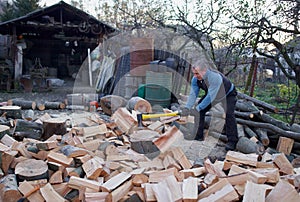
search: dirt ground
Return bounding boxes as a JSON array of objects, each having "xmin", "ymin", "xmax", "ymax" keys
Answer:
[{"xmin": 0, "ymin": 77, "xmax": 227, "ymax": 164}]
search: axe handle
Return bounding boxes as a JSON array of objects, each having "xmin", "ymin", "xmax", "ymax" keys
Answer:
[{"xmin": 142, "ymin": 112, "xmax": 179, "ymax": 120}]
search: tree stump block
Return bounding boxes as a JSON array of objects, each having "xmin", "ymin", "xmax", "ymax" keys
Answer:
[
  {"xmin": 130, "ymin": 130, "xmax": 160, "ymax": 158},
  {"xmin": 15, "ymin": 159, "xmax": 48, "ymax": 182},
  {"xmin": 0, "ymin": 106, "xmax": 22, "ymax": 119},
  {"xmin": 43, "ymin": 118, "xmax": 67, "ymax": 140}
]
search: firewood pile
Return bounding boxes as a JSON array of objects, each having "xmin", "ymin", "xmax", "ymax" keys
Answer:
[{"xmin": 0, "ymin": 93, "xmax": 299, "ymax": 201}]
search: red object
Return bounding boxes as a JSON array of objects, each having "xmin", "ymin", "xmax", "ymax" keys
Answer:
[{"xmin": 89, "ymin": 101, "xmax": 99, "ymax": 109}]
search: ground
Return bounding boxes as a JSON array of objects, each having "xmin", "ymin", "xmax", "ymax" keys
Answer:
[{"xmin": 0, "ymin": 77, "xmax": 227, "ymax": 164}]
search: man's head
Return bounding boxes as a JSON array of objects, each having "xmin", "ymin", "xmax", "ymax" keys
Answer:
[{"xmin": 190, "ymin": 52, "xmax": 216, "ymax": 80}]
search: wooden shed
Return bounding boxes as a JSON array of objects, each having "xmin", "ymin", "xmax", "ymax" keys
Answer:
[{"xmin": 0, "ymin": 0, "xmax": 116, "ymax": 82}]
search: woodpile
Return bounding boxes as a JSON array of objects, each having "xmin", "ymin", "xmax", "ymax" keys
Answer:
[{"xmin": 0, "ymin": 93, "xmax": 299, "ymax": 201}]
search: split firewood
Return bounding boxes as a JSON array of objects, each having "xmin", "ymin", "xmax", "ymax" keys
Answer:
[
  {"xmin": 0, "ymin": 125, "xmax": 10, "ymax": 139},
  {"xmin": 18, "ymin": 180, "xmax": 44, "ymax": 202},
  {"xmin": 101, "ymin": 172, "xmax": 131, "ymax": 192},
  {"xmin": 7, "ymin": 99, "xmax": 36, "ymax": 110},
  {"xmin": 1, "ymin": 150, "xmax": 18, "ymax": 174},
  {"xmin": 60, "ymin": 145, "xmax": 88, "ymax": 158},
  {"xmin": 265, "ymin": 179, "xmax": 300, "ymax": 202},
  {"xmin": 182, "ymin": 177, "xmax": 198, "ymax": 201},
  {"xmin": 40, "ymin": 183, "xmax": 68, "ymax": 202},
  {"xmin": 276, "ymin": 136, "xmax": 294, "ymax": 155},
  {"xmin": 49, "ymin": 170, "xmax": 63, "ymax": 184},
  {"xmin": 111, "ymin": 107, "xmax": 137, "ymax": 134},
  {"xmin": 0, "ymin": 174, "xmax": 22, "ymax": 202},
  {"xmin": 198, "ymin": 178, "xmax": 239, "ymax": 201}
]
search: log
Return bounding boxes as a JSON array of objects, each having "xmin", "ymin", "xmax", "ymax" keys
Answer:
[
  {"xmin": 257, "ymin": 112, "xmax": 291, "ymax": 131},
  {"xmin": 42, "ymin": 118, "xmax": 67, "ymax": 140},
  {"xmin": 237, "ymin": 92, "xmax": 279, "ymax": 113},
  {"xmin": 100, "ymin": 95, "xmax": 128, "ymax": 115},
  {"xmin": 236, "ymin": 100, "xmax": 260, "ymax": 112},
  {"xmin": 44, "ymin": 101, "xmax": 65, "ymax": 110},
  {"xmin": 0, "ymin": 106, "xmax": 22, "ymax": 119},
  {"xmin": 244, "ymin": 126, "xmax": 258, "ymax": 139},
  {"xmin": 15, "ymin": 159, "xmax": 48, "ymax": 181},
  {"xmin": 36, "ymin": 101, "xmax": 45, "ymax": 111},
  {"xmin": 126, "ymin": 96, "xmax": 152, "ymax": 113},
  {"xmin": 253, "ymin": 128, "xmax": 270, "ymax": 146},
  {"xmin": 13, "ymin": 119, "xmax": 43, "ymax": 140},
  {"xmin": 7, "ymin": 99, "xmax": 36, "ymax": 110},
  {"xmin": 23, "ymin": 109, "xmax": 34, "ymax": 121},
  {"xmin": 0, "ymin": 174, "xmax": 22, "ymax": 202},
  {"xmin": 236, "ymin": 118, "xmax": 300, "ymax": 141}
]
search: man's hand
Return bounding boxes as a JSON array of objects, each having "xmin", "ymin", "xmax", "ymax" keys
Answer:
[{"xmin": 180, "ymin": 108, "xmax": 190, "ymax": 116}]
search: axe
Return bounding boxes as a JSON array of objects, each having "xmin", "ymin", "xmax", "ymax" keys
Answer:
[{"xmin": 137, "ymin": 111, "xmax": 180, "ymax": 127}]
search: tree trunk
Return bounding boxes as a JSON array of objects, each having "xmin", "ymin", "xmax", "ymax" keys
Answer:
[
  {"xmin": 7, "ymin": 99, "xmax": 36, "ymax": 110},
  {"xmin": 15, "ymin": 159, "xmax": 48, "ymax": 182}
]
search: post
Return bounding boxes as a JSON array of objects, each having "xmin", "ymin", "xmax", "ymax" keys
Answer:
[{"xmin": 88, "ymin": 48, "xmax": 92, "ymax": 87}]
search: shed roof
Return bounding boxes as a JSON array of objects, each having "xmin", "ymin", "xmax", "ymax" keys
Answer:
[{"xmin": 0, "ymin": 1, "xmax": 117, "ymax": 39}]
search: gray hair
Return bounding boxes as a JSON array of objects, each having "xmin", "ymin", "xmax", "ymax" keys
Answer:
[{"xmin": 191, "ymin": 52, "xmax": 216, "ymax": 71}]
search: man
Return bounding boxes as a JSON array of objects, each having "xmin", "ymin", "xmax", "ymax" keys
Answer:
[{"xmin": 181, "ymin": 56, "xmax": 238, "ymax": 151}]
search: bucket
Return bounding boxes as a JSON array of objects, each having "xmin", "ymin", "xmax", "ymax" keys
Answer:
[{"xmin": 145, "ymin": 84, "xmax": 171, "ymax": 108}]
